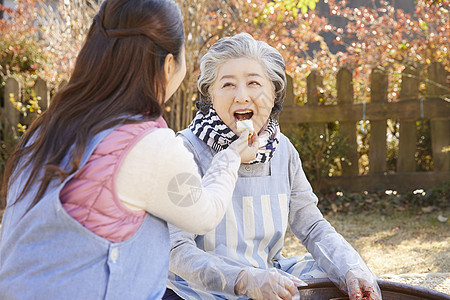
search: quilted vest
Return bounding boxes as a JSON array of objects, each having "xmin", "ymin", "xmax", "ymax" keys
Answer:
[{"xmin": 59, "ymin": 121, "xmax": 162, "ymax": 242}]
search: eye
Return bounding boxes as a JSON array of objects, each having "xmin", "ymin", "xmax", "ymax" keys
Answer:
[
  {"xmin": 249, "ymin": 81, "xmax": 261, "ymax": 86},
  {"xmin": 222, "ymin": 82, "xmax": 235, "ymax": 88}
]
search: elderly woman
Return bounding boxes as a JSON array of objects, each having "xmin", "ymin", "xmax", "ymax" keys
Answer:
[{"xmin": 163, "ymin": 33, "xmax": 381, "ymax": 300}]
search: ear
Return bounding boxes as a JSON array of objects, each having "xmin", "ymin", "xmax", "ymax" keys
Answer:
[{"xmin": 164, "ymin": 53, "xmax": 175, "ymax": 84}]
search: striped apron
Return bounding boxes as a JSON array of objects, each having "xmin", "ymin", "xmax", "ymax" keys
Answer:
[{"xmin": 168, "ymin": 129, "xmax": 326, "ymax": 299}]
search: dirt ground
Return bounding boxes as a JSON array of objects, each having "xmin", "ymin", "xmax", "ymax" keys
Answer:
[
  {"xmin": 282, "ymin": 209, "xmax": 450, "ymax": 294},
  {"xmin": 0, "ymin": 208, "xmax": 448, "ymax": 294}
]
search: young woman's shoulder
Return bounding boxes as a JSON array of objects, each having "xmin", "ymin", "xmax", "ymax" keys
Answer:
[{"xmin": 133, "ymin": 127, "xmax": 188, "ymax": 158}]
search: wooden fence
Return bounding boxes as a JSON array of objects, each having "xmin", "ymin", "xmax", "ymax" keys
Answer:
[
  {"xmin": 280, "ymin": 62, "xmax": 450, "ymax": 192},
  {"xmin": 0, "ymin": 77, "xmax": 55, "ymax": 208},
  {"xmin": 1, "ymin": 62, "xmax": 449, "ymax": 198}
]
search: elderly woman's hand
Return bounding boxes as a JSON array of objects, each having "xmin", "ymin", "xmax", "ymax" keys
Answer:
[
  {"xmin": 228, "ymin": 130, "xmax": 259, "ymax": 163},
  {"xmin": 345, "ymin": 268, "xmax": 382, "ymax": 300},
  {"xmin": 234, "ymin": 267, "xmax": 304, "ymax": 300}
]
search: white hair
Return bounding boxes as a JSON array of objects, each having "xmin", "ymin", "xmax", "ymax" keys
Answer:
[{"xmin": 197, "ymin": 32, "xmax": 286, "ymax": 117}]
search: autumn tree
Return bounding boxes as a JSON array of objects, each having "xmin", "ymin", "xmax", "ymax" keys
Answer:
[
  {"xmin": 324, "ymin": 0, "xmax": 449, "ymax": 103},
  {"xmin": 168, "ymin": 0, "xmax": 325, "ymax": 130},
  {"xmin": 321, "ymin": 0, "xmax": 449, "ymax": 172},
  {"xmin": 36, "ymin": 0, "xmax": 100, "ymax": 85},
  {"xmin": 1, "ymin": 0, "xmax": 323, "ymax": 131},
  {"xmin": 2, "ymin": 0, "xmax": 447, "ymax": 186}
]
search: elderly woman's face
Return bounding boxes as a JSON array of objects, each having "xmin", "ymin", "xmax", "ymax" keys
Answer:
[{"xmin": 210, "ymin": 57, "xmax": 275, "ymax": 136}]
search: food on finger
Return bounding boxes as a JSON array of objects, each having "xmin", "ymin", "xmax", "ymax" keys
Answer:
[{"xmin": 236, "ymin": 119, "xmax": 254, "ymax": 136}]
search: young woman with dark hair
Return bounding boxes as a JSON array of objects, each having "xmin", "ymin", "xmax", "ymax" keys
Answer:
[{"xmin": 0, "ymin": 1, "xmax": 257, "ymax": 299}]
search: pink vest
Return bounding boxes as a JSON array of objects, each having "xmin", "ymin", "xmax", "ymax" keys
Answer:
[{"xmin": 61, "ymin": 117, "xmax": 167, "ymax": 243}]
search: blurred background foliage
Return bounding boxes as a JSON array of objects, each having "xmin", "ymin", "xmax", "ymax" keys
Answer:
[{"xmin": 0, "ymin": 0, "xmax": 448, "ymax": 204}]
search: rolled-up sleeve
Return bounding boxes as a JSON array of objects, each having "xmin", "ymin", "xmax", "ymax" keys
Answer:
[
  {"xmin": 168, "ymin": 224, "xmax": 245, "ymax": 295},
  {"xmin": 287, "ymin": 142, "xmax": 368, "ymax": 284}
]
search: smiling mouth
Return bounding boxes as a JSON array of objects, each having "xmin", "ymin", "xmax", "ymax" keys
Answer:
[{"xmin": 234, "ymin": 110, "xmax": 254, "ymax": 121}]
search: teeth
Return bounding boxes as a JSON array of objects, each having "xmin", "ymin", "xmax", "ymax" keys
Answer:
[{"xmin": 235, "ymin": 110, "xmax": 252, "ymax": 114}]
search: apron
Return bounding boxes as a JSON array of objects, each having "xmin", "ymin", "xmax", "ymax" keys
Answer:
[{"xmin": 168, "ymin": 129, "xmax": 326, "ymax": 299}]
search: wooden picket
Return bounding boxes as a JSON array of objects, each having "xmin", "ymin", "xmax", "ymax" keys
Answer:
[
  {"xmin": 397, "ymin": 66, "xmax": 419, "ymax": 173},
  {"xmin": 3, "ymin": 78, "xmax": 21, "ymax": 136},
  {"xmin": 336, "ymin": 68, "xmax": 358, "ymax": 175},
  {"xmin": 280, "ymin": 63, "xmax": 450, "ymax": 192},
  {"xmin": 428, "ymin": 62, "xmax": 450, "ymax": 172},
  {"xmin": 368, "ymin": 67, "xmax": 388, "ymax": 174}
]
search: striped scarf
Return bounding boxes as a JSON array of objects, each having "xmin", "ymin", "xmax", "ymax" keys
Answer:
[{"xmin": 188, "ymin": 108, "xmax": 280, "ymax": 164}]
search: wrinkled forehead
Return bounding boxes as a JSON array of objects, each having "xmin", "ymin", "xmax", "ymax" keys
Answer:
[{"xmin": 213, "ymin": 58, "xmax": 273, "ymax": 87}]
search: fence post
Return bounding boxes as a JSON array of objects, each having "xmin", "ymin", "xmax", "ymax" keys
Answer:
[
  {"xmin": 397, "ymin": 66, "xmax": 419, "ymax": 172},
  {"xmin": 3, "ymin": 77, "xmax": 21, "ymax": 136},
  {"xmin": 23, "ymin": 77, "xmax": 50, "ymax": 126},
  {"xmin": 1, "ymin": 78, "xmax": 21, "ymax": 209},
  {"xmin": 35, "ymin": 77, "xmax": 50, "ymax": 111},
  {"xmin": 279, "ymin": 74, "xmax": 296, "ymax": 131},
  {"xmin": 337, "ymin": 68, "xmax": 358, "ymax": 175},
  {"xmin": 427, "ymin": 62, "xmax": 449, "ymax": 172},
  {"xmin": 369, "ymin": 67, "xmax": 388, "ymax": 173},
  {"xmin": 307, "ymin": 70, "xmax": 325, "ymax": 136},
  {"xmin": 285, "ymin": 74, "xmax": 296, "ymax": 107}
]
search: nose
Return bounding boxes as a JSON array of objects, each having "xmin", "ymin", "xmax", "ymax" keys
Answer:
[{"xmin": 234, "ymin": 85, "xmax": 250, "ymax": 103}]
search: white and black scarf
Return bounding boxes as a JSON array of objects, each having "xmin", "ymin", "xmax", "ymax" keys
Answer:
[{"xmin": 188, "ymin": 107, "xmax": 280, "ymax": 164}]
